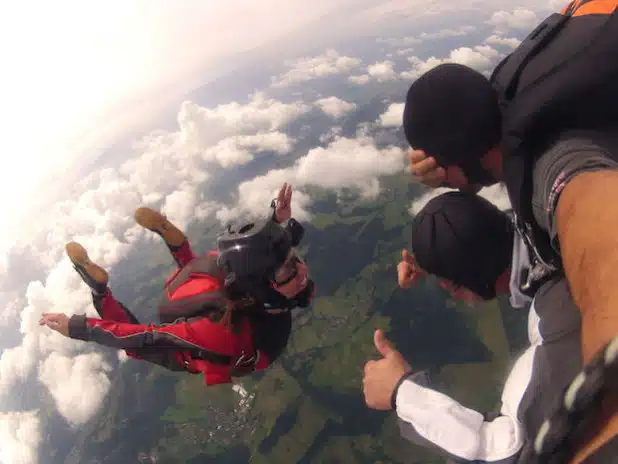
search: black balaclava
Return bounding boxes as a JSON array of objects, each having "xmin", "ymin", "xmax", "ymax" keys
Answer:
[
  {"xmin": 403, "ymin": 63, "xmax": 502, "ymax": 186},
  {"xmin": 411, "ymin": 191, "xmax": 514, "ymax": 300}
]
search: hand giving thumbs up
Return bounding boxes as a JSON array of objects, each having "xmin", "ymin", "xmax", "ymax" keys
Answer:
[{"xmin": 362, "ymin": 329, "xmax": 413, "ymax": 411}]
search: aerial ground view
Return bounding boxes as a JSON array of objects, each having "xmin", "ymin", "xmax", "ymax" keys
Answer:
[{"xmin": 4, "ymin": 1, "xmax": 615, "ymax": 463}]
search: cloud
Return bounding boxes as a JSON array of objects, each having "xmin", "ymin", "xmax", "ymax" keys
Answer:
[
  {"xmin": 217, "ymin": 131, "xmax": 405, "ymax": 223},
  {"xmin": 178, "ymin": 92, "xmax": 311, "ymax": 152},
  {"xmin": 314, "ymin": 96, "xmax": 357, "ymax": 118},
  {"xmin": 478, "ymin": 183, "xmax": 512, "ymax": 211},
  {"xmin": 348, "ymin": 74, "xmax": 371, "ymax": 85},
  {"xmin": 0, "ymin": 81, "xmax": 409, "ymax": 462},
  {"xmin": 0, "ymin": 89, "xmax": 320, "ymax": 461},
  {"xmin": 419, "ymin": 25, "xmax": 476, "ymax": 40},
  {"xmin": 486, "ymin": 9, "xmax": 538, "ymax": 34},
  {"xmin": 409, "ymin": 183, "xmax": 512, "ymax": 216},
  {"xmin": 293, "ymin": 133, "xmax": 404, "ymax": 195},
  {"xmin": 377, "ymin": 103, "xmax": 405, "ymax": 128},
  {"xmin": 396, "ymin": 47, "xmax": 416, "ymax": 56},
  {"xmin": 349, "ymin": 60, "xmax": 399, "ymax": 85},
  {"xmin": 0, "ymin": 410, "xmax": 41, "ymax": 464},
  {"xmin": 203, "ymin": 132, "xmax": 295, "ymax": 168},
  {"xmin": 318, "ymin": 126, "xmax": 344, "ymax": 144},
  {"xmin": 377, "ymin": 36, "xmax": 422, "ymax": 47},
  {"xmin": 484, "ymin": 34, "xmax": 521, "ymax": 48},
  {"xmin": 0, "ymin": 292, "xmax": 25, "ymax": 330},
  {"xmin": 402, "ymin": 44, "xmax": 503, "ymax": 79},
  {"xmin": 38, "ymin": 352, "xmax": 113, "ymax": 427},
  {"xmin": 378, "ymin": 24, "xmax": 475, "ymax": 50},
  {"xmin": 0, "ymin": 335, "xmax": 38, "ymax": 396},
  {"xmin": 271, "ymin": 49, "xmax": 362, "ymax": 88},
  {"xmin": 3, "ymin": 0, "xmax": 386, "ymax": 250},
  {"xmin": 362, "ymin": 60, "xmax": 399, "ymax": 84},
  {"xmin": 0, "ymin": 3, "xmax": 552, "ymax": 459}
]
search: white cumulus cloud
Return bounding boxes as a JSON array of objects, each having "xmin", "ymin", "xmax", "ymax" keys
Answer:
[
  {"xmin": 350, "ymin": 60, "xmax": 398, "ymax": 85},
  {"xmin": 271, "ymin": 49, "xmax": 362, "ymax": 88},
  {"xmin": 0, "ymin": 410, "xmax": 41, "ymax": 464},
  {"xmin": 487, "ymin": 9, "xmax": 538, "ymax": 34},
  {"xmin": 348, "ymin": 74, "xmax": 371, "ymax": 85},
  {"xmin": 419, "ymin": 25, "xmax": 476, "ymax": 40},
  {"xmin": 203, "ymin": 131, "xmax": 295, "ymax": 168},
  {"xmin": 377, "ymin": 103, "xmax": 405, "ymax": 128},
  {"xmin": 178, "ymin": 92, "xmax": 310, "ymax": 154},
  {"xmin": 403, "ymin": 44, "xmax": 503, "ymax": 79},
  {"xmin": 484, "ymin": 34, "xmax": 521, "ymax": 48},
  {"xmin": 0, "ymin": 89, "xmax": 318, "ymax": 462},
  {"xmin": 38, "ymin": 352, "xmax": 113, "ymax": 427},
  {"xmin": 314, "ymin": 96, "xmax": 357, "ymax": 118},
  {"xmin": 218, "ymin": 132, "xmax": 405, "ymax": 223}
]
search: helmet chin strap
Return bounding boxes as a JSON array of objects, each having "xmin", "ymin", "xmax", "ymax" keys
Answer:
[{"xmin": 265, "ymin": 279, "xmax": 315, "ymax": 310}]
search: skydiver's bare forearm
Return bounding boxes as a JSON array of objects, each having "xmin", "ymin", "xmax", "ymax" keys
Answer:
[
  {"xmin": 556, "ymin": 170, "xmax": 618, "ymax": 462},
  {"xmin": 556, "ymin": 171, "xmax": 618, "ymax": 360}
]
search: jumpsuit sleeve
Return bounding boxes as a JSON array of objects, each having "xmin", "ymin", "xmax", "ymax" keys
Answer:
[
  {"xmin": 68, "ymin": 314, "xmax": 206, "ymax": 352},
  {"xmin": 395, "ymin": 374, "xmax": 524, "ymax": 462}
]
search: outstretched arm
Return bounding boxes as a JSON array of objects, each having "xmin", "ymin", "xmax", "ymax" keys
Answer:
[
  {"xmin": 362, "ymin": 330, "xmax": 522, "ymax": 462},
  {"xmin": 532, "ymin": 137, "xmax": 618, "ymax": 461},
  {"xmin": 532, "ymin": 138, "xmax": 618, "ymax": 362},
  {"xmin": 396, "ymin": 376, "xmax": 523, "ymax": 462},
  {"xmin": 557, "ymin": 173, "xmax": 618, "ymax": 462},
  {"xmin": 40, "ymin": 312, "xmax": 214, "ymax": 353},
  {"xmin": 557, "ymin": 171, "xmax": 618, "ymax": 361},
  {"xmin": 68, "ymin": 315, "xmax": 209, "ymax": 351}
]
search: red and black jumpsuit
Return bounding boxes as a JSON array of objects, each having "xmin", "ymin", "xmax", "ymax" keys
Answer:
[{"xmin": 67, "ymin": 240, "xmax": 292, "ymax": 386}]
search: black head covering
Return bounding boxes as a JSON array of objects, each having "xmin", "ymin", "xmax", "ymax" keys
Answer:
[
  {"xmin": 216, "ymin": 217, "xmax": 291, "ymax": 298},
  {"xmin": 411, "ymin": 191, "xmax": 513, "ymax": 299},
  {"xmin": 402, "ymin": 63, "xmax": 502, "ymax": 186}
]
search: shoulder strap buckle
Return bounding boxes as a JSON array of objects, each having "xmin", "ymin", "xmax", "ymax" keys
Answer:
[{"xmin": 230, "ymin": 351, "xmax": 260, "ymax": 377}]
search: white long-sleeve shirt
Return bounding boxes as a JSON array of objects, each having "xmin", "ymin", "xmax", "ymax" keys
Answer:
[
  {"xmin": 395, "ymin": 236, "xmax": 582, "ymax": 463},
  {"xmin": 396, "ymin": 305, "xmax": 539, "ymax": 462}
]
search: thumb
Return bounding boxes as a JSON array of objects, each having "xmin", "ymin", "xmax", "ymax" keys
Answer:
[
  {"xmin": 402, "ymin": 249, "xmax": 414, "ymax": 264},
  {"xmin": 374, "ymin": 329, "xmax": 395, "ymax": 357}
]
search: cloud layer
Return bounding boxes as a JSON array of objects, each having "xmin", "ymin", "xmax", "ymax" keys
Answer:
[
  {"xmin": 0, "ymin": 3, "xmax": 549, "ymax": 462},
  {"xmin": 0, "ymin": 60, "xmax": 406, "ymax": 464}
]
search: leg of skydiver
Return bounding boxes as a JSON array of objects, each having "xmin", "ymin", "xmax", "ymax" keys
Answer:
[
  {"xmin": 65, "ymin": 242, "xmax": 139, "ymax": 323},
  {"xmin": 65, "ymin": 242, "xmax": 187, "ymax": 371},
  {"xmin": 134, "ymin": 207, "xmax": 196, "ymax": 268}
]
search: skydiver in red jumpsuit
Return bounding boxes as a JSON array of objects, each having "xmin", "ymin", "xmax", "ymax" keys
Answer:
[{"xmin": 40, "ymin": 183, "xmax": 315, "ymax": 386}]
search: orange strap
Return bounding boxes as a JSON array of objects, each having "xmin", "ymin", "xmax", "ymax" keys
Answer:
[{"xmin": 561, "ymin": 0, "xmax": 618, "ymax": 16}]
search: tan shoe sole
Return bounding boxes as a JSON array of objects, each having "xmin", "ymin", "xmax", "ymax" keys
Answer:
[
  {"xmin": 134, "ymin": 207, "xmax": 186, "ymax": 248},
  {"xmin": 65, "ymin": 242, "xmax": 109, "ymax": 285}
]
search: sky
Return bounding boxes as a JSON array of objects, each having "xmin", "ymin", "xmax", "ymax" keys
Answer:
[{"xmin": 0, "ymin": 1, "xmax": 557, "ymax": 462}]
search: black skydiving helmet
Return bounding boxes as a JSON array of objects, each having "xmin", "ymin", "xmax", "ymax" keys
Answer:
[{"xmin": 216, "ymin": 217, "xmax": 292, "ymax": 299}]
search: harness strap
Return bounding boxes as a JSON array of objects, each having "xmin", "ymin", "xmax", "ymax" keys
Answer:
[
  {"xmin": 185, "ymin": 348, "xmax": 233, "ymax": 365},
  {"xmin": 493, "ymin": 13, "xmax": 569, "ymax": 103},
  {"xmin": 179, "ymin": 315, "xmax": 259, "ymax": 371}
]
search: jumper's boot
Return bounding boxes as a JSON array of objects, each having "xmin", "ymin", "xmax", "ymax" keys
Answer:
[
  {"xmin": 134, "ymin": 207, "xmax": 186, "ymax": 250},
  {"xmin": 65, "ymin": 242, "xmax": 109, "ymax": 295}
]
